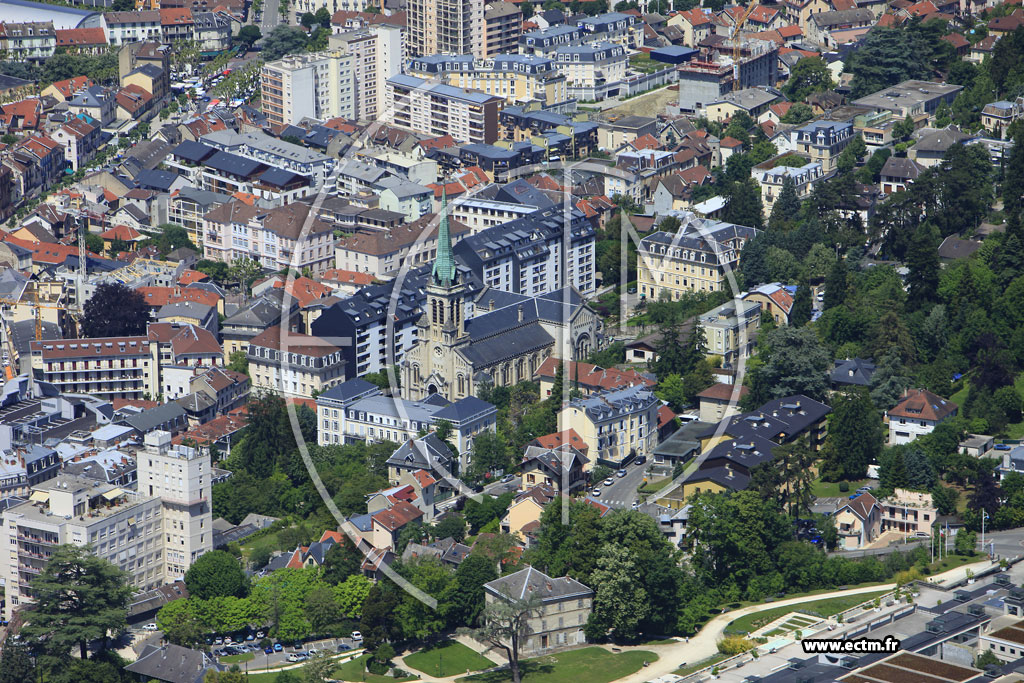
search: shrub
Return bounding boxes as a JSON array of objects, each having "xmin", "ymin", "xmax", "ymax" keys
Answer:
[
  {"xmin": 838, "ymin": 481, "xmax": 849, "ymax": 493},
  {"xmin": 717, "ymin": 636, "xmax": 755, "ymax": 656}
]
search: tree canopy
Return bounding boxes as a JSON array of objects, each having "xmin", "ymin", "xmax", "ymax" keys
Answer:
[{"xmin": 80, "ymin": 281, "xmax": 152, "ymax": 339}]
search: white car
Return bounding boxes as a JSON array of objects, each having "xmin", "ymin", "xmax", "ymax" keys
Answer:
[
  {"xmin": 350, "ymin": 631, "xmax": 363, "ymax": 641},
  {"xmin": 143, "ymin": 623, "xmax": 158, "ymax": 631}
]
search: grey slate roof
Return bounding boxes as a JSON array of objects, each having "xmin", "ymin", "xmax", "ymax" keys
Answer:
[
  {"xmin": 386, "ymin": 432, "xmax": 453, "ymax": 472},
  {"xmin": 317, "ymin": 378, "xmax": 381, "ymax": 403},
  {"xmin": 831, "ymin": 358, "xmax": 876, "ymax": 386},
  {"xmin": 124, "ymin": 643, "xmax": 216, "ymax": 683},
  {"xmin": 484, "ymin": 566, "xmax": 593, "ymax": 602},
  {"xmin": 118, "ymin": 402, "xmax": 187, "ymax": 434},
  {"xmin": 434, "ymin": 395, "xmax": 496, "ymax": 423},
  {"xmin": 458, "ymin": 321, "xmax": 554, "ymax": 367}
]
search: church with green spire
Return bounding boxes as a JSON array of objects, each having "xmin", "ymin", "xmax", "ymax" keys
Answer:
[{"xmin": 400, "ymin": 193, "xmax": 599, "ymax": 402}]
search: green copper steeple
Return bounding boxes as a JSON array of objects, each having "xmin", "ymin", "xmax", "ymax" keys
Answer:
[{"xmin": 432, "ymin": 186, "xmax": 456, "ymax": 287}]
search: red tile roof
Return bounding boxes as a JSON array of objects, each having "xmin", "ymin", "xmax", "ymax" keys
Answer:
[
  {"xmin": 532, "ymin": 429, "xmax": 589, "ymax": 454},
  {"xmin": 100, "ymin": 224, "xmax": 142, "ymax": 241},
  {"xmin": 887, "ymin": 389, "xmax": 958, "ymax": 422},
  {"xmin": 534, "ymin": 358, "xmax": 655, "ymax": 392},
  {"xmin": 55, "ymin": 28, "xmax": 106, "ymax": 48},
  {"xmin": 136, "ymin": 286, "xmax": 221, "ymax": 309},
  {"xmin": 697, "ymin": 382, "xmax": 749, "ymax": 401},
  {"xmin": 720, "ymin": 136, "xmax": 744, "ymax": 148},
  {"xmin": 159, "ymin": 7, "xmax": 193, "ymax": 24},
  {"xmin": 177, "ymin": 269, "xmax": 209, "ymax": 286},
  {"xmin": 630, "ymin": 133, "xmax": 661, "ymax": 150},
  {"xmin": 320, "ymin": 268, "xmax": 376, "ymax": 287},
  {"xmin": 372, "ymin": 499, "xmax": 424, "ymax": 531},
  {"xmin": 249, "ymin": 325, "xmax": 340, "ymax": 358}
]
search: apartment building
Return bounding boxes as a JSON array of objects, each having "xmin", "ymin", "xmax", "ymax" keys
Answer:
[
  {"xmin": 519, "ymin": 25, "xmax": 583, "ymax": 56},
  {"xmin": 407, "ymin": 54, "xmax": 568, "ymax": 106},
  {"xmin": 637, "ymin": 218, "xmax": 760, "ymax": 300},
  {"xmin": 328, "ymin": 30, "xmax": 383, "ymax": 122},
  {"xmin": 247, "ymin": 325, "xmax": 345, "ymax": 399},
  {"xmin": 698, "ymin": 298, "xmax": 761, "ymax": 366},
  {"xmin": 483, "ymin": 1, "xmax": 522, "ymax": 57},
  {"xmin": 29, "ymin": 335, "xmax": 157, "ymax": 400},
  {"xmin": 408, "ymin": 0, "xmax": 485, "ymax": 57},
  {"xmin": 0, "ymin": 22, "xmax": 56, "ymax": 63},
  {"xmin": 66, "ymin": 86, "xmax": 117, "ymax": 127},
  {"xmin": 200, "ymin": 130, "xmax": 334, "ymax": 189},
  {"xmin": 316, "ymin": 377, "xmax": 497, "ymax": 458},
  {"xmin": 575, "ymin": 12, "xmax": 641, "ymax": 49},
  {"xmin": 334, "ymin": 211, "xmax": 472, "ymax": 279},
  {"xmin": 193, "ymin": 11, "xmax": 232, "ymax": 52},
  {"xmin": 51, "ymin": 117, "xmax": 101, "ymax": 172},
  {"xmin": 136, "ymin": 431, "xmax": 213, "ymax": 580},
  {"xmin": 159, "ymin": 8, "xmax": 194, "ymax": 44},
  {"xmin": 28, "ymin": 324, "xmax": 222, "ymax": 402},
  {"xmin": 261, "ymin": 52, "xmax": 356, "ymax": 128},
  {"xmin": 1, "ymin": 431, "xmax": 212, "ymax": 621},
  {"xmin": 753, "ymin": 160, "xmax": 823, "ymax": 214},
  {"xmin": 880, "ymin": 488, "xmax": 937, "ymax": 536},
  {"xmin": 790, "ymin": 120, "xmax": 853, "ymax": 173},
  {"xmin": 384, "ymin": 74, "xmax": 503, "ymax": 144},
  {"xmin": 552, "ymin": 42, "xmax": 627, "ymax": 96},
  {"xmin": 167, "ymin": 187, "xmax": 233, "ymax": 246},
  {"xmin": 102, "ymin": 11, "xmax": 162, "ymax": 45},
  {"xmin": 483, "ymin": 567, "xmax": 593, "ymax": 656},
  {"xmin": 559, "ymin": 384, "xmax": 661, "ymax": 467},
  {"xmin": 202, "ymin": 200, "xmax": 336, "ymax": 275},
  {"xmin": 460, "ymin": 208, "xmax": 595, "ymax": 295}
]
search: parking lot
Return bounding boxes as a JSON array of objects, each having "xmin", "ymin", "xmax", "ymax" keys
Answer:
[{"xmin": 212, "ymin": 635, "xmax": 363, "ymax": 669}]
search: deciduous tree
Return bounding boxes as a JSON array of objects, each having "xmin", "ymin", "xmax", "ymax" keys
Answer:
[{"xmin": 80, "ymin": 282, "xmax": 152, "ymax": 337}]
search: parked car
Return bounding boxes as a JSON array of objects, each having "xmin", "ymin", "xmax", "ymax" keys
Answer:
[
  {"xmin": 214, "ymin": 638, "xmax": 223, "ymax": 645},
  {"xmin": 604, "ymin": 478, "xmax": 614, "ymax": 486},
  {"xmin": 143, "ymin": 623, "xmax": 158, "ymax": 631},
  {"xmin": 264, "ymin": 646, "xmax": 273, "ymax": 654},
  {"xmin": 350, "ymin": 631, "xmax": 363, "ymax": 641},
  {"xmin": 338, "ymin": 643, "xmax": 353, "ymax": 651},
  {"xmin": 256, "ymin": 631, "xmax": 265, "ymax": 638},
  {"xmin": 616, "ymin": 470, "xmax": 627, "ymax": 478},
  {"xmin": 245, "ymin": 634, "xmax": 255, "ymax": 641},
  {"xmin": 634, "ymin": 456, "xmax": 647, "ymax": 465},
  {"xmin": 591, "ymin": 488, "xmax": 602, "ymax": 496},
  {"xmin": 287, "ymin": 654, "xmax": 307, "ymax": 663},
  {"xmin": 273, "ymin": 643, "xmax": 283, "ymax": 652},
  {"xmin": 501, "ymin": 474, "xmax": 514, "ymax": 483}
]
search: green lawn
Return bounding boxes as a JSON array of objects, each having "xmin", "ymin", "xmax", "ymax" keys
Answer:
[
  {"xmin": 725, "ymin": 591, "xmax": 890, "ymax": 635},
  {"xmin": 638, "ymin": 476, "xmax": 673, "ymax": 494},
  {"xmin": 457, "ymin": 647, "xmax": 655, "ymax": 683},
  {"xmin": 810, "ymin": 478, "xmax": 873, "ymax": 498},
  {"xmin": 405, "ymin": 641, "xmax": 496, "ymax": 677},
  {"xmin": 628, "ymin": 53, "xmax": 663, "ymax": 74},
  {"xmin": 219, "ymin": 652, "xmax": 254, "ymax": 664}
]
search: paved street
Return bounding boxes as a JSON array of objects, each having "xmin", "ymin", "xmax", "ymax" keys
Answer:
[
  {"xmin": 587, "ymin": 460, "xmax": 649, "ymax": 509},
  {"xmin": 260, "ymin": 0, "xmax": 282, "ymax": 33},
  {"xmin": 216, "ymin": 635, "xmax": 362, "ymax": 671}
]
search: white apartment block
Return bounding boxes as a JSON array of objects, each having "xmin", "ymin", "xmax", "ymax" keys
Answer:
[
  {"xmin": 328, "ymin": 27, "xmax": 403, "ymax": 121},
  {"xmin": 102, "ymin": 11, "xmax": 162, "ymax": 45},
  {"xmin": 136, "ymin": 431, "xmax": 213, "ymax": 580},
  {"xmin": 384, "ymin": 74, "xmax": 503, "ymax": 144},
  {"xmin": 1, "ymin": 431, "xmax": 211, "ymax": 621},
  {"xmin": 260, "ymin": 52, "xmax": 356, "ymax": 128}
]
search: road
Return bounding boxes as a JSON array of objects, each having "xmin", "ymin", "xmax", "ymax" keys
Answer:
[
  {"xmin": 435, "ymin": 476, "xmax": 521, "ymax": 513},
  {"xmin": 588, "ymin": 461, "xmax": 649, "ymax": 509},
  {"xmin": 260, "ymin": 0, "xmax": 282, "ymax": 33}
]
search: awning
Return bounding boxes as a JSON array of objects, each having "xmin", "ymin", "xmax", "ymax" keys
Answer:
[
  {"xmin": 102, "ymin": 488, "xmax": 126, "ymax": 501},
  {"xmin": 29, "ymin": 491, "xmax": 49, "ymax": 503}
]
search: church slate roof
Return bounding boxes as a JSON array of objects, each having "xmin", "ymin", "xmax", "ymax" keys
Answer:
[{"xmin": 458, "ymin": 321, "xmax": 554, "ymax": 367}]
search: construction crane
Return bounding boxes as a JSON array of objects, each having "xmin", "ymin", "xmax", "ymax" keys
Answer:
[{"xmin": 730, "ymin": 3, "xmax": 759, "ymax": 91}]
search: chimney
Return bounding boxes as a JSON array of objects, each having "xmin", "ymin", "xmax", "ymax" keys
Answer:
[
  {"xmin": 489, "ymin": 299, "xmax": 495, "ymax": 311},
  {"xmin": 517, "ymin": 305, "xmax": 524, "ymax": 322}
]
